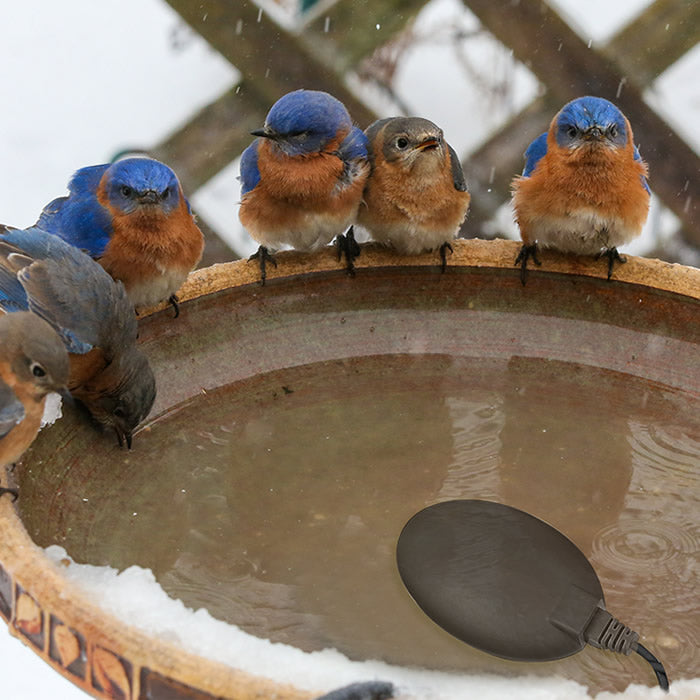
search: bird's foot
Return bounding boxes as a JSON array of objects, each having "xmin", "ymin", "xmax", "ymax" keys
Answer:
[
  {"xmin": 515, "ymin": 243, "xmax": 541, "ymax": 285},
  {"xmin": 0, "ymin": 487, "xmax": 19, "ymax": 502},
  {"xmin": 335, "ymin": 227, "xmax": 361, "ymax": 276},
  {"xmin": 598, "ymin": 247, "xmax": 626, "ymax": 280},
  {"xmin": 248, "ymin": 246, "xmax": 277, "ymax": 286},
  {"xmin": 168, "ymin": 294, "xmax": 180, "ymax": 318},
  {"xmin": 439, "ymin": 241, "xmax": 453, "ymax": 272}
]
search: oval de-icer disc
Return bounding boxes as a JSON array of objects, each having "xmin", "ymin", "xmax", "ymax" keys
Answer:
[{"xmin": 396, "ymin": 499, "xmax": 604, "ymax": 661}]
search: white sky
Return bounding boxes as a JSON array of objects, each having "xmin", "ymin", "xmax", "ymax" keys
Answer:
[{"xmin": 0, "ymin": 0, "xmax": 697, "ymax": 697}]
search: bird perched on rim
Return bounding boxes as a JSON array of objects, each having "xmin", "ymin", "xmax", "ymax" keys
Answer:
[
  {"xmin": 0, "ymin": 312, "xmax": 69, "ymax": 499},
  {"xmin": 0, "ymin": 227, "xmax": 156, "ymax": 448},
  {"xmin": 511, "ymin": 96, "xmax": 650, "ymax": 283},
  {"xmin": 358, "ymin": 116, "xmax": 471, "ymax": 270},
  {"xmin": 36, "ymin": 157, "xmax": 204, "ymax": 316},
  {"xmin": 239, "ymin": 89, "xmax": 370, "ymax": 282}
]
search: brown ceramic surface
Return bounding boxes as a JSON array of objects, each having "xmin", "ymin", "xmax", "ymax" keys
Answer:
[{"xmin": 0, "ymin": 239, "xmax": 698, "ymax": 699}]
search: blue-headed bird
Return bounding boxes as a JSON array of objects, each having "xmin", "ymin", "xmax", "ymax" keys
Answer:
[
  {"xmin": 37, "ymin": 157, "xmax": 204, "ymax": 315},
  {"xmin": 512, "ymin": 96, "xmax": 650, "ymax": 283},
  {"xmin": 239, "ymin": 89, "xmax": 370, "ymax": 281}
]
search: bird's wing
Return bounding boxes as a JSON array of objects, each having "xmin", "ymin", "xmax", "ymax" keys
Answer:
[
  {"xmin": 336, "ymin": 127, "xmax": 369, "ymax": 189},
  {"xmin": 0, "ymin": 380, "xmax": 24, "ymax": 440},
  {"xmin": 239, "ymin": 142, "xmax": 262, "ymax": 196},
  {"xmin": 447, "ymin": 144, "xmax": 468, "ymax": 192},
  {"xmin": 522, "ymin": 132, "xmax": 548, "ymax": 177},
  {"xmin": 337, "ymin": 126, "xmax": 369, "ymax": 163},
  {"xmin": 0, "ymin": 228, "xmax": 136, "ymax": 356},
  {"xmin": 35, "ymin": 164, "xmax": 113, "ymax": 257},
  {"xmin": 0, "ymin": 242, "xmax": 31, "ymax": 313},
  {"xmin": 633, "ymin": 146, "xmax": 651, "ymax": 194}
]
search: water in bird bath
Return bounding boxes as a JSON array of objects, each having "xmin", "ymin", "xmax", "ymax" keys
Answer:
[{"xmin": 22, "ymin": 352, "xmax": 699, "ymax": 694}]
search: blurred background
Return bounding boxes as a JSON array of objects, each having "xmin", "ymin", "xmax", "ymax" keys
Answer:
[
  {"xmin": 1, "ymin": 0, "xmax": 698, "ymax": 268},
  {"xmin": 0, "ymin": 1, "xmax": 698, "ymax": 696}
]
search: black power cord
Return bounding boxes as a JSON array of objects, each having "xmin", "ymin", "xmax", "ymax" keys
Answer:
[
  {"xmin": 634, "ymin": 643, "xmax": 670, "ymax": 691},
  {"xmin": 578, "ymin": 606, "xmax": 669, "ymax": 691}
]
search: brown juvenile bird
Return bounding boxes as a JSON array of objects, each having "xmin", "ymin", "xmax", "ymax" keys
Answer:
[
  {"xmin": 0, "ymin": 312, "xmax": 69, "ymax": 498},
  {"xmin": 358, "ymin": 116, "xmax": 471, "ymax": 270},
  {"xmin": 0, "ymin": 226, "xmax": 156, "ymax": 448}
]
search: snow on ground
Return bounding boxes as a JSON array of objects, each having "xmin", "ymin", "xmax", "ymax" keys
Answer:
[{"xmin": 0, "ymin": 0, "xmax": 697, "ymax": 697}]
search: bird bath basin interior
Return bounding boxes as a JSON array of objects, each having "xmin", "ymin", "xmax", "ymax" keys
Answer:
[{"xmin": 1, "ymin": 239, "xmax": 698, "ymax": 698}]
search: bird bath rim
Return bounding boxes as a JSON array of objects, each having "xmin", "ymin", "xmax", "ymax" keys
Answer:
[{"xmin": 0, "ymin": 238, "xmax": 698, "ymax": 700}]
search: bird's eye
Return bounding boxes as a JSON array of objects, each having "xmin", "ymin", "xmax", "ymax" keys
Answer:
[
  {"xmin": 113, "ymin": 407, "xmax": 126, "ymax": 419},
  {"xmin": 30, "ymin": 363, "xmax": 46, "ymax": 378},
  {"xmin": 396, "ymin": 137, "xmax": 409, "ymax": 149},
  {"xmin": 120, "ymin": 185, "xmax": 133, "ymax": 197},
  {"xmin": 566, "ymin": 126, "xmax": 578, "ymax": 139},
  {"xmin": 609, "ymin": 124, "xmax": 618, "ymax": 138},
  {"xmin": 161, "ymin": 187, "xmax": 170, "ymax": 199}
]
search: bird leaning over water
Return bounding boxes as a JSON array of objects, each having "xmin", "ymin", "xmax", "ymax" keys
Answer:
[
  {"xmin": 358, "ymin": 116, "xmax": 471, "ymax": 271},
  {"xmin": 239, "ymin": 89, "xmax": 370, "ymax": 282},
  {"xmin": 36, "ymin": 157, "xmax": 204, "ymax": 316},
  {"xmin": 511, "ymin": 95, "xmax": 650, "ymax": 284},
  {"xmin": 0, "ymin": 312, "xmax": 69, "ymax": 499},
  {"xmin": 0, "ymin": 226, "xmax": 156, "ymax": 448}
]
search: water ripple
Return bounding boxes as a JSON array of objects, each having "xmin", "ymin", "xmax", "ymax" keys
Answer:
[{"xmin": 593, "ymin": 517, "xmax": 697, "ymax": 573}]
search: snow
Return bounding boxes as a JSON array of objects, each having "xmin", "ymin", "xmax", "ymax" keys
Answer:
[
  {"xmin": 37, "ymin": 547, "xmax": 700, "ymax": 700},
  {"xmin": 40, "ymin": 393, "xmax": 63, "ymax": 428},
  {"xmin": 0, "ymin": 0, "xmax": 697, "ymax": 697}
]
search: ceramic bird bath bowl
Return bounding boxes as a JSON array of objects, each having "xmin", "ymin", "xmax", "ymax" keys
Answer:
[{"xmin": 0, "ymin": 239, "xmax": 698, "ymax": 699}]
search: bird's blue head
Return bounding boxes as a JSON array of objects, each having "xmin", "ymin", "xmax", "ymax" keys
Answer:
[
  {"xmin": 252, "ymin": 89, "xmax": 353, "ymax": 157},
  {"xmin": 103, "ymin": 158, "xmax": 182, "ymax": 215},
  {"xmin": 554, "ymin": 96, "xmax": 629, "ymax": 151}
]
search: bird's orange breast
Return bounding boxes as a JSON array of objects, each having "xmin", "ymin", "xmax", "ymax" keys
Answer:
[{"xmin": 97, "ymin": 192, "xmax": 204, "ymax": 294}]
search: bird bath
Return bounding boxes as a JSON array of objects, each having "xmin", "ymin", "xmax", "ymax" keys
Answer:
[{"xmin": 0, "ymin": 239, "xmax": 698, "ymax": 699}]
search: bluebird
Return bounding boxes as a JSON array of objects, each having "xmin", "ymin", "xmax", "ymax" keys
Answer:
[
  {"xmin": 0, "ymin": 227, "xmax": 156, "ymax": 448},
  {"xmin": 511, "ymin": 96, "xmax": 650, "ymax": 283},
  {"xmin": 37, "ymin": 157, "xmax": 204, "ymax": 316},
  {"xmin": 239, "ymin": 89, "xmax": 370, "ymax": 282},
  {"xmin": 357, "ymin": 117, "xmax": 471, "ymax": 270},
  {"xmin": 0, "ymin": 312, "xmax": 69, "ymax": 498}
]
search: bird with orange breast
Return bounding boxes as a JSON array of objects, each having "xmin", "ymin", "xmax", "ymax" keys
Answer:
[
  {"xmin": 357, "ymin": 116, "xmax": 471, "ymax": 271},
  {"xmin": 239, "ymin": 89, "xmax": 370, "ymax": 282},
  {"xmin": 37, "ymin": 157, "xmax": 204, "ymax": 316},
  {"xmin": 511, "ymin": 96, "xmax": 650, "ymax": 283},
  {"xmin": 0, "ymin": 312, "xmax": 69, "ymax": 499}
]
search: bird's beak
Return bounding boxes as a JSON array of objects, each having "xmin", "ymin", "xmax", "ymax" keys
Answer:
[
  {"xmin": 418, "ymin": 138, "xmax": 440, "ymax": 151},
  {"xmin": 138, "ymin": 190, "xmax": 159, "ymax": 204},
  {"xmin": 114, "ymin": 426, "xmax": 133, "ymax": 450},
  {"xmin": 251, "ymin": 127, "xmax": 277, "ymax": 140},
  {"xmin": 583, "ymin": 126, "xmax": 604, "ymax": 141},
  {"xmin": 58, "ymin": 387, "xmax": 74, "ymax": 406}
]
